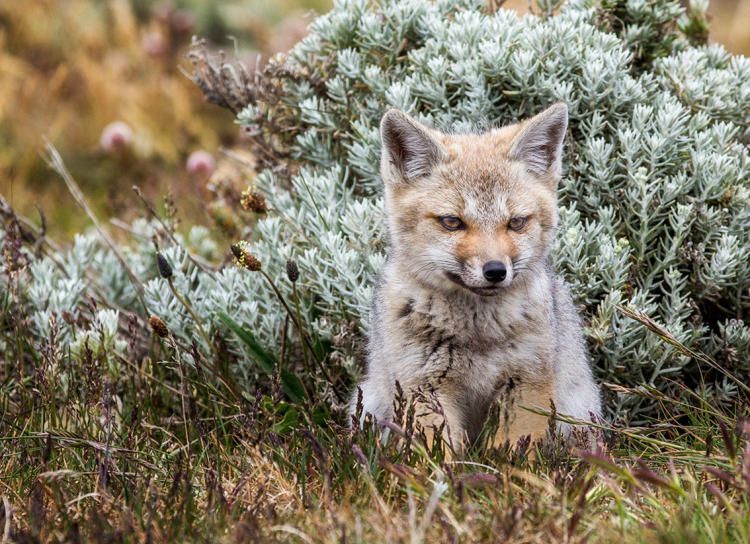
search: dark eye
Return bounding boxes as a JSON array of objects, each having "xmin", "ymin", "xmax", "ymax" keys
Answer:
[
  {"xmin": 508, "ymin": 216, "xmax": 527, "ymax": 231},
  {"xmin": 438, "ymin": 216, "xmax": 465, "ymax": 231}
]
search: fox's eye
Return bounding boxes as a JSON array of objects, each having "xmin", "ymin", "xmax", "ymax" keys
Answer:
[
  {"xmin": 438, "ymin": 216, "xmax": 465, "ymax": 231},
  {"xmin": 508, "ymin": 216, "xmax": 528, "ymax": 231}
]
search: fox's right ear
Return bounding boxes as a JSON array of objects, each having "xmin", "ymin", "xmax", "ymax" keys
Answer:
[
  {"xmin": 508, "ymin": 102, "xmax": 568, "ymax": 182},
  {"xmin": 380, "ymin": 110, "xmax": 444, "ymax": 184}
]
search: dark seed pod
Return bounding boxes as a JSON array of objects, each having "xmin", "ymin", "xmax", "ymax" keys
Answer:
[
  {"xmin": 240, "ymin": 189, "xmax": 269, "ymax": 214},
  {"xmin": 286, "ymin": 259, "xmax": 299, "ymax": 282},
  {"xmin": 156, "ymin": 253, "xmax": 173, "ymax": 279},
  {"xmin": 231, "ymin": 242, "xmax": 262, "ymax": 272},
  {"xmin": 149, "ymin": 315, "xmax": 169, "ymax": 338},
  {"xmin": 243, "ymin": 254, "xmax": 262, "ymax": 272}
]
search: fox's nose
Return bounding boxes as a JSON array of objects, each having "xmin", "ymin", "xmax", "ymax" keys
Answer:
[{"xmin": 482, "ymin": 261, "xmax": 507, "ymax": 283}]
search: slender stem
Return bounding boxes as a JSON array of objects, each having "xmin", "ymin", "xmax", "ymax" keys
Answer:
[
  {"xmin": 259, "ymin": 270, "xmax": 343, "ymax": 402},
  {"xmin": 167, "ymin": 277, "xmax": 213, "ymax": 354},
  {"xmin": 296, "ymin": 172, "xmax": 329, "ymax": 231},
  {"xmin": 132, "ymin": 185, "xmax": 214, "ymax": 273},
  {"xmin": 292, "ymin": 282, "xmax": 310, "ymax": 372},
  {"xmin": 45, "ymin": 142, "xmax": 147, "ymax": 313},
  {"xmin": 279, "ymin": 314, "xmax": 289, "ymax": 372},
  {"xmin": 172, "ymin": 336, "xmax": 192, "ymax": 471}
]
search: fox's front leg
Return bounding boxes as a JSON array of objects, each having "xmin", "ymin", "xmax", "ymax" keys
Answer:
[
  {"xmin": 491, "ymin": 379, "xmax": 553, "ymax": 449},
  {"xmin": 408, "ymin": 390, "xmax": 465, "ymax": 457}
]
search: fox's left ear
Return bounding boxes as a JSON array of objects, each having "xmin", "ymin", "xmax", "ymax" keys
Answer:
[
  {"xmin": 508, "ymin": 103, "xmax": 568, "ymax": 181},
  {"xmin": 380, "ymin": 109, "xmax": 445, "ymax": 185}
]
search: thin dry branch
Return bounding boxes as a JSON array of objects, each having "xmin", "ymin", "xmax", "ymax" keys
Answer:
[
  {"xmin": 0, "ymin": 195, "xmax": 64, "ymax": 256},
  {"xmin": 617, "ymin": 304, "xmax": 750, "ymax": 396},
  {"xmin": 130, "ymin": 185, "xmax": 215, "ymax": 273},
  {"xmin": 43, "ymin": 140, "xmax": 147, "ymax": 312},
  {"xmin": 184, "ymin": 37, "xmax": 258, "ymax": 114}
]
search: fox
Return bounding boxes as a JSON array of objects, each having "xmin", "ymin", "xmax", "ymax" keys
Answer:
[{"xmin": 351, "ymin": 103, "xmax": 601, "ymax": 452}]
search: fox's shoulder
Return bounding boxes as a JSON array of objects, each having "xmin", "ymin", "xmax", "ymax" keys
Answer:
[{"xmin": 549, "ymin": 273, "xmax": 580, "ymax": 317}]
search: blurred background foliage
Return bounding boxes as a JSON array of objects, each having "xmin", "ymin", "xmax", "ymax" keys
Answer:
[
  {"xmin": 0, "ymin": 0, "xmax": 748, "ymax": 239},
  {"xmin": 0, "ymin": 0, "xmax": 327, "ymax": 238}
]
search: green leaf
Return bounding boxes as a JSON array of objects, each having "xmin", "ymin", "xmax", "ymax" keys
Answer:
[
  {"xmin": 311, "ymin": 405, "xmax": 331, "ymax": 427},
  {"xmin": 218, "ymin": 311, "xmax": 275, "ymax": 374},
  {"xmin": 218, "ymin": 311, "xmax": 308, "ymax": 403},
  {"xmin": 272, "ymin": 406, "xmax": 299, "ymax": 434},
  {"xmin": 280, "ymin": 370, "xmax": 307, "ymax": 403},
  {"xmin": 312, "ymin": 337, "xmax": 331, "ymax": 363},
  {"xmin": 259, "ymin": 399, "xmax": 299, "ymax": 434}
]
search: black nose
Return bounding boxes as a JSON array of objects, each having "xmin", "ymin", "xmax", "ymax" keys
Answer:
[{"xmin": 482, "ymin": 261, "xmax": 507, "ymax": 283}]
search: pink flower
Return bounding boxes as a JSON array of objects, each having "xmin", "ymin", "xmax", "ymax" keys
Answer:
[
  {"xmin": 100, "ymin": 121, "xmax": 133, "ymax": 152},
  {"xmin": 186, "ymin": 150, "xmax": 216, "ymax": 176},
  {"xmin": 153, "ymin": 2, "xmax": 174, "ymax": 23},
  {"xmin": 142, "ymin": 31, "xmax": 167, "ymax": 57},
  {"xmin": 171, "ymin": 10, "xmax": 195, "ymax": 34}
]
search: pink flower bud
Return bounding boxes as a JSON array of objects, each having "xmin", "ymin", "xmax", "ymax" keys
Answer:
[
  {"xmin": 100, "ymin": 122, "xmax": 133, "ymax": 152},
  {"xmin": 153, "ymin": 2, "xmax": 174, "ymax": 23},
  {"xmin": 142, "ymin": 31, "xmax": 167, "ymax": 57},
  {"xmin": 171, "ymin": 10, "xmax": 195, "ymax": 34},
  {"xmin": 186, "ymin": 150, "xmax": 216, "ymax": 176}
]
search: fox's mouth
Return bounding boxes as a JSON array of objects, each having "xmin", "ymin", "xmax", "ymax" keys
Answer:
[{"xmin": 444, "ymin": 272, "xmax": 503, "ymax": 296}]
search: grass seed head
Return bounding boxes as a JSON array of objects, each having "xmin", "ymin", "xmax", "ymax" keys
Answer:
[
  {"xmin": 240, "ymin": 188, "xmax": 268, "ymax": 213},
  {"xmin": 286, "ymin": 259, "xmax": 299, "ymax": 282},
  {"xmin": 156, "ymin": 252, "xmax": 173, "ymax": 279},
  {"xmin": 149, "ymin": 315, "xmax": 169, "ymax": 338},
  {"xmin": 231, "ymin": 241, "xmax": 262, "ymax": 271}
]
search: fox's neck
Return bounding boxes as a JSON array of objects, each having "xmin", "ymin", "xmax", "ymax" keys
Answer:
[{"xmin": 388, "ymin": 259, "xmax": 554, "ymax": 343}]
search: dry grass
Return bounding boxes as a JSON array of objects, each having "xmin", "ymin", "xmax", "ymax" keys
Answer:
[
  {"xmin": 1, "ymin": 348, "xmax": 748, "ymax": 543},
  {"xmin": 0, "ymin": 0, "xmax": 322, "ymax": 239},
  {"xmin": 2, "ymin": 1, "xmax": 750, "ymax": 542},
  {"xmin": 1, "ymin": 201, "xmax": 748, "ymax": 542}
]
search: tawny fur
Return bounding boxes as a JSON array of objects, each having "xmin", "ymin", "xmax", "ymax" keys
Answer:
[{"xmin": 352, "ymin": 104, "xmax": 601, "ymax": 450}]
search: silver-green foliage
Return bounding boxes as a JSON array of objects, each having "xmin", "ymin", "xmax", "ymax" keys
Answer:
[
  {"xmin": 234, "ymin": 0, "xmax": 750, "ymax": 420},
  {"xmin": 5, "ymin": 0, "xmax": 749, "ymax": 422}
]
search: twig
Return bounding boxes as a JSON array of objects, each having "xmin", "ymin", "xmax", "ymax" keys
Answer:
[
  {"xmin": 617, "ymin": 305, "xmax": 750, "ymax": 396},
  {"xmin": 43, "ymin": 140, "xmax": 147, "ymax": 312},
  {"xmin": 131, "ymin": 185, "xmax": 214, "ymax": 273},
  {"xmin": 2, "ymin": 495, "xmax": 11, "ymax": 544},
  {"xmin": 0, "ymin": 195, "xmax": 64, "ymax": 256}
]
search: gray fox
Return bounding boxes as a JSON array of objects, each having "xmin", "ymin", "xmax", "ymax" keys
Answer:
[{"xmin": 352, "ymin": 103, "xmax": 601, "ymax": 451}]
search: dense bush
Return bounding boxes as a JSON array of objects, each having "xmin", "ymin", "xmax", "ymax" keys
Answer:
[{"xmin": 4, "ymin": 0, "xmax": 750, "ymax": 424}]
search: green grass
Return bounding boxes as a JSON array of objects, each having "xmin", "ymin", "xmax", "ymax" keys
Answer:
[
  {"xmin": 1, "ymin": 251, "xmax": 749, "ymax": 543},
  {"xmin": 2, "ymin": 1, "xmax": 749, "ymax": 540},
  {"xmin": 1, "ymin": 173, "xmax": 748, "ymax": 542}
]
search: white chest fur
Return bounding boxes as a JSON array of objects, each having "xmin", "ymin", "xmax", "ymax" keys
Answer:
[{"xmin": 378, "ymin": 269, "xmax": 555, "ymax": 394}]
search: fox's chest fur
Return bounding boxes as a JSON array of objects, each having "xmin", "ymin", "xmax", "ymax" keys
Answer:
[
  {"xmin": 384, "ymin": 271, "xmax": 554, "ymax": 385},
  {"xmin": 359, "ymin": 262, "xmax": 565, "ymax": 442}
]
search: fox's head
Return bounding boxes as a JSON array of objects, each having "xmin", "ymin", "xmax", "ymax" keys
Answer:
[{"xmin": 380, "ymin": 103, "xmax": 567, "ymax": 297}]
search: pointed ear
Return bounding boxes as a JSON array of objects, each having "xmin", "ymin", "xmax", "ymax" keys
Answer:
[
  {"xmin": 380, "ymin": 109, "xmax": 444, "ymax": 183},
  {"xmin": 508, "ymin": 103, "xmax": 568, "ymax": 180}
]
